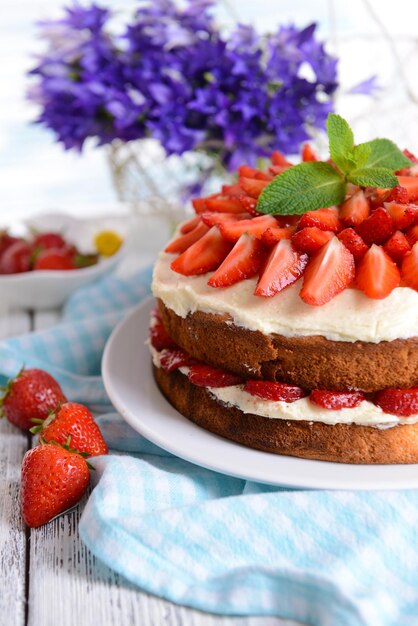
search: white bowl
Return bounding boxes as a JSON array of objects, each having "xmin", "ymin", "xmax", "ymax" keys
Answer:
[{"xmin": 0, "ymin": 212, "xmax": 127, "ymax": 310}]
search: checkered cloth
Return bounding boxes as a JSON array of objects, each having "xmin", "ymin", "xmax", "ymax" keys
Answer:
[{"xmin": 1, "ymin": 268, "xmax": 418, "ymax": 626}]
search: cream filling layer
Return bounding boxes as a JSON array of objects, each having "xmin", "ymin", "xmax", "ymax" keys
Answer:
[
  {"xmin": 150, "ymin": 345, "xmax": 418, "ymax": 428},
  {"xmin": 152, "ymin": 250, "xmax": 418, "ymax": 343}
]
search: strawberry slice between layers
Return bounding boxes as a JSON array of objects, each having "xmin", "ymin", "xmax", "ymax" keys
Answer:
[
  {"xmin": 339, "ymin": 190, "xmax": 370, "ymax": 227},
  {"xmin": 220, "ymin": 215, "xmax": 278, "ymax": 242},
  {"xmin": 401, "ymin": 241, "xmax": 418, "ymax": 290},
  {"xmin": 171, "ymin": 226, "xmax": 232, "ymax": 276},
  {"xmin": 165, "ymin": 221, "xmax": 209, "ymax": 254},
  {"xmin": 208, "ymin": 233, "xmax": 265, "ymax": 288},
  {"xmin": 309, "ymin": 390, "xmax": 365, "ymax": 410},
  {"xmin": 356, "ymin": 244, "xmax": 400, "ymax": 299},
  {"xmin": 299, "ymin": 237, "xmax": 355, "ymax": 306},
  {"xmin": 255, "ymin": 239, "xmax": 308, "ymax": 298},
  {"xmin": 244, "ymin": 380, "xmax": 306, "ymax": 402},
  {"xmin": 374, "ymin": 388, "xmax": 418, "ymax": 417},
  {"xmin": 187, "ymin": 364, "xmax": 243, "ymax": 387},
  {"xmin": 159, "ymin": 348, "xmax": 198, "ymax": 373}
]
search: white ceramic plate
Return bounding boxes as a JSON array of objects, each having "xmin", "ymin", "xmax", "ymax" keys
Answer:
[
  {"xmin": 102, "ymin": 297, "xmax": 418, "ymax": 490},
  {"xmin": 0, "ymin": 212, "xmax": 126, "ymax": 310}
]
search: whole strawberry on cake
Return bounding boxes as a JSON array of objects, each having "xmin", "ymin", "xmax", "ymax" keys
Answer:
[{"xmin": 150, "ymin": 114, "xmax": 418, "ymax": 464}]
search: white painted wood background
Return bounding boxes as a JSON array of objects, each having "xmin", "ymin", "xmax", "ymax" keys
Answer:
[{"xmin": 0, "ymin": 309, "xmax": 306, "ymax": 625}]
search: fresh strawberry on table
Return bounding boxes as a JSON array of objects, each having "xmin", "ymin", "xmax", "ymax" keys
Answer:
[
  {"xmin": 21, "ymin": 442, "xmax": 90, "ymax": 528},
  {"xmin": 31, "ymin": 402, "xmax": 108, "ymax": 457},
  {"xmin": 0, "ymin": 368, "xmax": 67, "ymax": 430}
]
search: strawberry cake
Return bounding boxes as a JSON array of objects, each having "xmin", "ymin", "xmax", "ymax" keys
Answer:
[{"xmin": 149, "ymin": 139, "xmax": 418, "ymax": 464}]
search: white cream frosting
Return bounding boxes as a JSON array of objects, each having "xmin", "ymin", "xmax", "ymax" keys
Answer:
[
  {"xmin": 152, "ymin": 250, "xmax": 418, "ymax": 343},
  {"xmin": 150, "ymin": 346, "xmax": 416, "ymax": 427}
]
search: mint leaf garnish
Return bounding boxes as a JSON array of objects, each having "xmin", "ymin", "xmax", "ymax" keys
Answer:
[
  {"xmin": 257, "ymin": 162, "xmax": 346, "ymax": 215},
  {"xmin": 256, "ymin": 113, "xmax": 411, "ymax": 216},
  {"xmin": 326, "ymin": 113, "xmax": 356, "ymax": 173},
  {"xmin": 354, "ymin": 138, "xmax": 411, "ymax": 170},
  {"xmin": 347, "ymin": 167, "xmax": 398, "ymax": 188}
]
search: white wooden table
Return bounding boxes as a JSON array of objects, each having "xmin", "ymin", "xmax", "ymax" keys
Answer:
[{"xmin": 0, "ymin": 302, "xmax": 303, "ymax": 625}]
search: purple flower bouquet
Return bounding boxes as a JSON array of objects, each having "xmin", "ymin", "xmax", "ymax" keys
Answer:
[{"xmin": 28, "ymin": 0, "xmax": 339, "ymax": 214}]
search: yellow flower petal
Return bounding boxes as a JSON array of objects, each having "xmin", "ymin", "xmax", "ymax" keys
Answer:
[{"xmin": 94, "ymin": 230, "xmax": 124, "ymax": 257}]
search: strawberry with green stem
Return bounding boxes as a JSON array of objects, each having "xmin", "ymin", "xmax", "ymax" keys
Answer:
[
  {"xmin": 31, "ymin": 402, "xmax": 108, "ymax": 457},
  {"xmin": 0, "ymin": 368, "xmax": 67, "ymax": 430},
  {"xmin": 20, "ymin": 439, "xmax": 91, "ymax": 528}
]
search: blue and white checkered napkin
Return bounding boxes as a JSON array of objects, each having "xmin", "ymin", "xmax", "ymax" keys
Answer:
[{"xmin": 1, "ymin": 268, "xmax": 418, "ymax": 626}]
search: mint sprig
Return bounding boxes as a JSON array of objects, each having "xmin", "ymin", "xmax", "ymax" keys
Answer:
[{"xmin": 257, "ymin": 113, "xmax": 412, "ymax": 215}]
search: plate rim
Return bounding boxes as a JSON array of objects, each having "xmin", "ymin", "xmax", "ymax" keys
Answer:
[{"xmin": 102, "ymin": 297, "xmax": 418, "ymax": 490}]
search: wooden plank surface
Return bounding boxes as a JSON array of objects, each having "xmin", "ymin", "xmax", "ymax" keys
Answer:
[
  {"xmin": 0, "ymin": 312, "xmax": 31, "ymax": 626},
  {"xmin": 0, "ymin": 310, "xmax": 304, "ymax": 626}
]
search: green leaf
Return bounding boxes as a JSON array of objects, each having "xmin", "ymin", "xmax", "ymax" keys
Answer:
[
  {"xmin": 347, "ymin": 167, "xmax": 399, "ymax": 188},
  {"xmin": 352, "ymin": 143, "xmax": 372, "ymax": 169},
  {"xmin": 326, "ymin": 113, "xmax": 356, "ymax": 174},
  {"xmin": 257, "ymin": 162, "xmax": 346, "ymax": 215},
  {"xmin": 355, "ymin": 138, "xmax": 412, "ymax": 170}
]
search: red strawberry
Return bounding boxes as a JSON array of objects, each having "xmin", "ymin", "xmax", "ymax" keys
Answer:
[
  {"xmin": 355, "ymin": 207, "xmax": 394, "ymax": 245},
  {"xmin": 33, "ymin": 232, "xmax": 67, "ymax": 250},
  {"xmin": 309, "ymin": 390, "xmax": 365, "ymax": 410},
  {"xmin": 150, "ymin": 320, "xmax": 177, "ymax": 351},
  {"xmin": 367, "ymin": 187, "xmax": 391, "ymax": 210},
  {"xmin": 205, "ymin": 197, "xmax": 245, "ymax": 213},
  {"xmin": 339, "ymin": 190, "xmax": 370, "ymax": 226},
  {"xmin": 292, "ymin": 227, "xmax": 334, "ymax": 255},
  {"xmin": 208, "ymin": 233, "xmax": 265, "ymax": 288},
  {"xmin": 219, "ymin": 215, "xmax": 278, "ymax": 242},
  {"xmin": 397, "ymin": 176, "xmax": 418, "ymax": 200},
  {"xmin": 21, "ymin": 443, "xmax": 90, "ymax": 528},
  {"xmin": 299, "ymin": 237, "xmax": 355, "ymax": 306},
  {"xmin": 200, "ymin": 212, "xmax": 249, "ymax": 228},
  {"xmin": 165, "ymin": 222, "xmax": 208, "ymax": 254},
  {"xmin": 403, "ymin": 149, "xmax": 418, "ymax": 164},
  {"xmin": 356, "ymin": 244, "xmax": 400, "ymax": 299},
  {"xmin": 406, "ymin": 225, "xmax": 418, "ymax": 247},
  {"xmin": 180, "ymin": 215, "xmax": 201, "ymax": 234},
  {"xmin": 383, "ymin": 202, "xmax": 418, "ymax": 230},
  {"xmin": 271, "ymin": 150, "xmax": 293, "ymax": 167},
  {"xmin": 298, "ymin": 207, "xmax": 342, "ymax": 233},
  {"xmin": 383, "ymin": 231, "xmax": 411, "ymax": 265},
  {"xmin": 269, "ymin": 165, "xmax": 290, "ymax": 176},
  {"xmin": 337, "ymin": 228, "xmax": 368, "ymax": 263},
  {"xmin": 1, "ymin": 368, "xmax": 66, "ymax": 430},
  {"xmin": 34, "ymin": 249, "xmax": 76, "ymax": 271},
  {"xmin": 191, "ymin": 197, "xmax": 209, "ymax": 214},
  {"xmin": 171, "ymin": 226, "xmax": 232, "ymax": 276},
  {"xmin": 255, "ymin": 239, "xmax": 308, "ymax": 297},
  {"xmin": 261, "ymin": 225, "xmax": 296, "ymax": 246},
  {"xmin": 0, "ymin": 232, "xmax": 20, "ymax": 257},
  {"xmin": 221, "ymin": 183, "xmax": 243, "ymax": 197},
  {"xmin": 0, "ymin": 241, "xmax": 32, "ymax": 274},
  {"xmin": 33, "ymin": 402, "xmax": 108, "ymax": 457},
  {"xmin": 374, "ymin": 388, "xmax": 418, "ymax": 417},
  {"xmin": 401, "ymin": 242, "xmax": 418, "ymax": 290},
  {"xmin": 187, "ymin": 364, "xmax": 243, "ymax": 387},
  {"xmin": 238, "ymin": 177, "xmax": 269, "ymax": 199},
  {"xmin": 301, "ymin": 143, "xmax": 319, "ymax": 162},
  {"xmin": 159, "ymin": 348, "xmax": 197, "ymax": 373},
  {"xmin": 238, "ymin": 165, "xmax": 273, "ymax": 181},
  {"xmin": 386, "ymin": 186, "xmax": 409, "ymax": 204},
  {"xmin": 244, "ymin": 380, "xmax": 306, "ymax": 402},
  {"xmin": 238, "ymin": 195, "xmax": 260, "ymax": 216}
]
